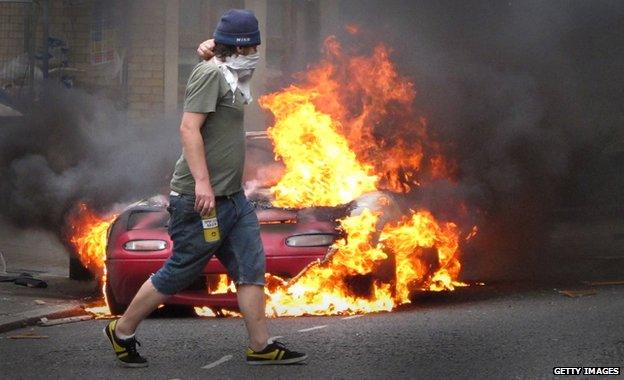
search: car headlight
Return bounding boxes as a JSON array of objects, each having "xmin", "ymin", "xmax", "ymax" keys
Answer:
[
  {"xmin": 285, "ymin": 233, "xmax": 335, "ymax": 247},
  {"xmin": 123, "ymin": 240, "xmax": 167, "ymax": 251}
]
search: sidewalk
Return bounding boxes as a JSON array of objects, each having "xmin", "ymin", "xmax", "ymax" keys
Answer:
[
  {"xmin": 0, "ymin": 217, "xmax": 98, "ymax": 333},
  {"xmin": 0, "ymin": 275, "xmax": 96, "ymax": 333}
]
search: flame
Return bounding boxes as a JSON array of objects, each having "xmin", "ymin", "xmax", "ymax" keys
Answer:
[
  {"xmin": 380, "ymin": 210, "xmax": 464, "ymax": 300},
  {"xmin": 65, "ymin": 203, "xmax": 116, "ymax": 316},
  {"xmin": 66, "ymin": 35, "xmax": 474, "ymax": 319},
  {"xmin": 209, "ymin": 274, "xmax": 237, "ymax": 294},
  {"xmin": 259, "ymin": 36, "xmax": 454, "ymax": 204},
  {"xmin": 265, "ymin": 209, "xmax": 393, "ymax": 316},
  {"xmin": 196, "ymin": 276, "xmax": 238, "ymax": 317},
  {"xmin": 257, "ymin": 36, "xmax": 470, "ymax": 316},
  {"xmin": 66, "ymin": 203, "xmax": 115, "ymax": 279},
  {"xmin": 68, "ymin": 201, "xmax": 467, "ymax": 318},
  {"xmin": 263, "ymin": 209, "xmax": 465, "ymax": 317},
  {"xmin": 260, "ymin": 87, "xmax": 378, "ymax": 207},
  {"xmin": 194, "ymin": 307, "xmax": 242, "ymax": 318}
]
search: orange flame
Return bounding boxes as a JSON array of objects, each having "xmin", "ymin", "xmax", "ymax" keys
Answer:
[
  {"xmin": 66, "ymin": 203, "xmax": 116, "ymax": 316},
  {"xmin": 260, "ymin": 86, "xmax": 378, "ymax": 207},
  {"xmin": 263, "ymin": 208, "xmax": 465, "ymax": 316},
  {"xmin": 194, "ymin": 307, "xmax": 242, "ymax": 318},
  {"xmin": 68, "ymin": 35, "xmax": 473, "ymax": 319},
  {"xmin": 260, "ymin": 37, "xmax": 455, "ymax": 206},
  {"xmin": 209, "ymin": 274, "xmax": 236, "ymax": 294},
  {"xmin": 265, "ymin": 209, "xmax": 393, "ymax": 316},
  {"xmin": 381, "ymin": 210, "xmax": 464, "ymax": 299},
  {"xmin": 66, "ymin": 203, "xmax": 116, "ymax": 279},
  {"xmin": 256, "ymin": 36, "xmax": 469, "ymax": 316}
]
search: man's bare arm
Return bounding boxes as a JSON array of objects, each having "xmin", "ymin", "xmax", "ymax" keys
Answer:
[{"xmin": 179, "ymin": 112, "xmax": 214, "ymax": 216}]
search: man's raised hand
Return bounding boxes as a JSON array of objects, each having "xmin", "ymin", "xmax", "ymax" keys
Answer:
[{"xmin": 197, "ymin": 39, "xmax": 216, "ymax": 60}]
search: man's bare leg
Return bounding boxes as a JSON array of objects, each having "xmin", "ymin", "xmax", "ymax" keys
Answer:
[
  {"xmin": 115, "ymin": 278, "xmax": 168, "ymax": 336},
  {"xmin": 237, "ymin": 284, "xmax": 270, "ymax": 351}
]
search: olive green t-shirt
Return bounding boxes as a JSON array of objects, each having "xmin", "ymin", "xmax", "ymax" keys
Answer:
[{"xmin": 170, "ymin": 60, "xmax": 246, "ymax": 196}]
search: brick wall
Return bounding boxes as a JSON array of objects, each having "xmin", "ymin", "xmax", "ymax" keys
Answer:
[
  {"xmin": 124, "ymin": 0, "xmax": 166, "ymax": 122},
  {"xmin": 0, "ymin": 2, "xmax": 29, "ymax": 94},
  {"xmin": 0, "ymin": 0, "xmax": 170, "ymax": 123},
  {"xmin": 0, "ymin": 3, "xmax": 26, "ymax": 61},
  {"xmin": 1, "ymin": 0, "xmax": 315, "ymax": 125},
  {"xmin": 44, "ymin": 1, "xmax": 92, "ymax": 87},
  {"xmin": 0, "ymin": 1, "xmax": 120, "ymax": 95}
]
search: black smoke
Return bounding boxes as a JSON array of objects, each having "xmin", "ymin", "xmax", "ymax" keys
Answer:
[
  {"xmin": 1, "ymin": 1, "xmax": 623, "ymax": 283},
  {"xmin": 0, "ymin": 83, "xmax": 179, "ymax": 231},
  {"xmin": 326, "ymin": 0, "xmax": 624, "ymax": 280}
]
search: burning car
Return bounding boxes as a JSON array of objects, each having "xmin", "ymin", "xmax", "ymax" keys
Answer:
[
  {"xmin": 104, "ymin": 132, "xmax": 342, "ymax": 315},
  {"xmin": 87, "ymin": 119, "xmax": 466, "ymax": 317},
  {"xmin": 104, "ymin": 179, "xmax": 407, "ymax": 315},
  {"xmin": 72, "ymin": 37, "xmax": 470, "ymax": 317},
  {"xmin": 104, "ymin": 196, "xmax": 345, "ymax": 315}
]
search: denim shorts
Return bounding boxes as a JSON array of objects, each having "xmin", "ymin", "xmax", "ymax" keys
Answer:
[{"xmin": 150, "ymin": 190, "xmax": 266, "ymax": 295}]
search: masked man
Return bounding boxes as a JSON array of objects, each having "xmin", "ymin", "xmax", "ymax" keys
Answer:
[{"xmin": 104, "ymin": 9, "xmax": 307, "ymax": 367}]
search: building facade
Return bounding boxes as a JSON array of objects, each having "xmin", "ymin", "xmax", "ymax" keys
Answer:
[{"xmin": 0, "ymin": 0, "xmax": 339, "ymax": 129}]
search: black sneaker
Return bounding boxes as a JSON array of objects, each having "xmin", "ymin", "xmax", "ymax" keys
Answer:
[
  {"xmin": 103, "ymin": 319, "xmax": 148, "ymax": 368},
  {"xmin": 246, "ymin": 341, "xmax": 308, "ymax": 365}
]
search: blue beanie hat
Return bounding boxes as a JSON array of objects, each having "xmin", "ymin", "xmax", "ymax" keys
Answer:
[{"xmin": 213, "ymin": 9, "xmax": 261, "ymax": 46}]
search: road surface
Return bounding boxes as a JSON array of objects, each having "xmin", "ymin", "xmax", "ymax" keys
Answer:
[{"xmin": 1, "ymin": 282, "xmax": 623, "ymax": 379}]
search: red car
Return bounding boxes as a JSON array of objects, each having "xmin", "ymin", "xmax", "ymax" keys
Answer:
[
  {"xmin": 104, "ymin": 133, "xmax": 399, "ymax": 314},
  {"xmin": 104, "ymin": 199, "xmax": 341, "ymax": 314}
]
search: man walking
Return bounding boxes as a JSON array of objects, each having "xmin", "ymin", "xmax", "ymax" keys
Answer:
[{"xmin": 104, "ymin": 9, "xmax": 307, "ymax": 367}]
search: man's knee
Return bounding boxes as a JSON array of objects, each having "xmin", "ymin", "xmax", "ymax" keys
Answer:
[
  {"xmin": 146, "ymin": 277, "xmax": 169, "ymax": 296},
  {"xmin": 150, "ymin": 269, "xmax": 197, "ymax": 296}
]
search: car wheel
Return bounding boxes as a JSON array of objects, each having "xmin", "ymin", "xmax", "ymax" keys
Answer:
[{"xmin": 104, "ymin": 282, "xmax": 128, "ymax": 315}]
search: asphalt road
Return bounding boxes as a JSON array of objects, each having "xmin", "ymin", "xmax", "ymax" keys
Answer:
[{"xmin": 1, "ymin": 283, "xmax": 623, "ymax": 380}]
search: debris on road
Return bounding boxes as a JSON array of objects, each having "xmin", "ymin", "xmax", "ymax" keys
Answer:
[
  {"xmin": 9, "ymin": 331, "xmax": 49, "ymax": 339},
  {"xmin": 13, "ymin": 274, "xmax": 47, "ymax": 288},
  {"xmin": 34, "ymin": 300, "xmax": 46, "ymax": 305},
  {"xmin": 83, "ymin": 304, "xmax": 113, "ymax": 318},
  {"xmin": 557, "ymin": 289, "xmax": 597, "ymax": 298},
  {"xmin": 38, "ymin": 315, "xmax": 93, "ymax": 326},
  {"xmin": 0, "ymin": 274, "xmax": 19, "ymax": 282},
  {"xmin": 583, "ymin": 280, "xmax": 624, "ymax": 286}
]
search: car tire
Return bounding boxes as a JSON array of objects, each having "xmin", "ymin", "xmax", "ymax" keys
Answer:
[{"xmin": 104, "ymin": 282, "xmax": 128, "ymax": 315}]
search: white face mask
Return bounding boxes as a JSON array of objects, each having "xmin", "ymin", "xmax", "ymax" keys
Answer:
[
  {"xmin": 215, "ymin": 52, "xmax": 261, "ymax": 104},
  {"xmin": 224, "ymin": 52, "xmax": 260, "ymax": 71}
]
